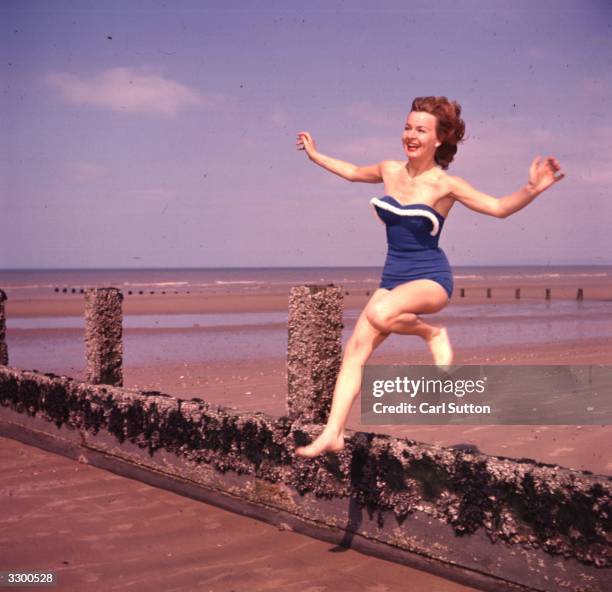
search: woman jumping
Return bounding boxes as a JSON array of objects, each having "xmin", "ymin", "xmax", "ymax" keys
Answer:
[{"xmin": 293, "ymin": 96, "xmax": 564, "ymax": 458}]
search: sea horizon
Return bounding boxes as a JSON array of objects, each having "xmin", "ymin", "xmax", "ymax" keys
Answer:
[{"xmin": 2, "ymin": 263, "xmax": 612, "ymax": 271}]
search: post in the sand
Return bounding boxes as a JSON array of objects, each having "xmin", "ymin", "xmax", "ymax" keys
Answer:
[
  {"xmin": 85, "ymin": 287, "xmax": 123, "ymax": 386},
  {"xmin": 0, "ymin": 289, "xmax": 7, "ymax": 366},
  {"xmin": 286, "ymin": 284, "xmax": 343, "ymax": 423}
]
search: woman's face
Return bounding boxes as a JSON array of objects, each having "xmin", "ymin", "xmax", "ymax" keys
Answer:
[{"xmin": 402, "ymin": 111, "xmax": 440, "ymax": 161}]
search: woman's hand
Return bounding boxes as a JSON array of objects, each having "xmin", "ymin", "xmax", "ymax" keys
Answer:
[
  {"xmin": 528, "ymin": 155, "xmax": 565, "ymax": 194},
  {"xmin": 296, "ymin": 131, "xmax": 318, "ymax": 161}
]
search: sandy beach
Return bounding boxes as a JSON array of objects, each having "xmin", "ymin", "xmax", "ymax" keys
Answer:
[
  {"xmin": 0, "ymin": 436, "xmax": 478, "ymax": 592},
  {"xmin": 3, "ymin": 278, "xmax": 611, "ymax": 476}
]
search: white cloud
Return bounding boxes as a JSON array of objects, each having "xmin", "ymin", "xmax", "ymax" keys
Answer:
[{"xmin": 46, "ymin": 67, "xmax": 229, "ymax": 116}]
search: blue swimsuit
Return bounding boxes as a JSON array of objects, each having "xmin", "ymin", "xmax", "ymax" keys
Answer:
[{"xmin": 370, "ymin": 195, "xmax": 453, "ymax": 299}]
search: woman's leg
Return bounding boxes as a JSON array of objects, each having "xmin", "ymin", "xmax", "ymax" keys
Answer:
[
  {"xmin": 294, "ymin": 281, "xmax": 453, "ymax": 458},
  {"xmin": 294, "ymin": 289, "xmax": 391, "ymax": 458},
  {"xmin": 366, "ymin": 279, "xmax": 453, "ymax": 366}
]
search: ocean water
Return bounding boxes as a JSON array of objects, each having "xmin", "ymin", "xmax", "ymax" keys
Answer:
[{"xmin": 1, "ymin": 265, "xmax": 612, "ymax": 299}]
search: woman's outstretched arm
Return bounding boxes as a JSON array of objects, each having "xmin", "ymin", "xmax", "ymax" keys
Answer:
[
  {"xmin": 296, "ymin": 131, "xmax": 384, "ymax": 183},
  {"xmin": 450, "ymin": 156, "xmax": 565, "ymax": 218}
]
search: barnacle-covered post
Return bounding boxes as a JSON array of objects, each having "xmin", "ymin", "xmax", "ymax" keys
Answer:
[
  {"xmin": 286, "ymin": 284, "xmax": 343, "ymax": 423},
  {"xmin": 85, "ymin": 287, "xmax": 123, "ymax": 386}
]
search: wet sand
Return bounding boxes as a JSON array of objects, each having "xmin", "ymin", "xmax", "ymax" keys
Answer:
[{"xmin": 0, "ymin": 436, "xmax": 477, "ymax": 592}]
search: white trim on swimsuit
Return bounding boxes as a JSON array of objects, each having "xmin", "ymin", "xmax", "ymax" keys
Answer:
[{"xmin": 369, "ymin": 197, "xmax": 441, "ymax": 237}]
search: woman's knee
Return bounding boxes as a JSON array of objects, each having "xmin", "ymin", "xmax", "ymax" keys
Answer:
[
  {"xmin": 366, "ymin": 301, "xmax": 416, "ymax": 333},
  {"xmin": 365, "ymin": 301, "xmax": 389, "ymax": 332}
]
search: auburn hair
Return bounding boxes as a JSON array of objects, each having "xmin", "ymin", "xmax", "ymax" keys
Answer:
[{"xmin": 410, "ymin": 96, "xmax": 466, "ymax": 169}]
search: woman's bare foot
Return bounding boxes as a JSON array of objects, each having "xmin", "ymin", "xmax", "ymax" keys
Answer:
[
  {"xmin": 294, "ymin": 426, "xmax": 345, "ymax": 458},
  {"xmin": 426, "ymin": 326, "xmax": 454, "ymax": 369}
]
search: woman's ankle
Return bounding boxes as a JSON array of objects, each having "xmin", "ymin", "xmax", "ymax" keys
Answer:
[{"xmin": 323, "ymin": 424, "xmax": 344, "ymax": 438}]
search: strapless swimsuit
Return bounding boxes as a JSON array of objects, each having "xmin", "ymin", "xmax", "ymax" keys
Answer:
[{"xmin": 370, "ymin": 195, "xmax": 453, "ymax": 299}]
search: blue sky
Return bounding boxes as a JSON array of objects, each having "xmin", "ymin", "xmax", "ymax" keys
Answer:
[{"xmin": 2, "ymin": 0, "xmax": 611, "ymax": 269}]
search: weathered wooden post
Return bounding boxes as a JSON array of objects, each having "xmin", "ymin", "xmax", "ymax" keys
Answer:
[
  {"xmin": 286, "ymin": 284, "xmax": 343, "ymax": 424},
  {"xmin": 0, "ymin": 289, "xmax": 7, "ymax": 366},
  {"xmin": 85, "ymin": 287, "xmax": 123, "ymax": 386}
]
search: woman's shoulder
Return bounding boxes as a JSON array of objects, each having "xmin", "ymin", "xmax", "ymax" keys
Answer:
[
  {"xmin": 428, "ymin": 167, "xmax": 456, "ymax": 196},
  {"xmin": 443, "ymin": 172, "xmax": 462, "ymax": 183},
  {"xmin": 442, "ymin": 173, "xmax": 470, "ymax": 196},
  {"xmin": 433, "ymin": 168, "xmax": 465, "ymax": 189},
  {"xmin": 380, "ymin": 160, "xmax": 406, "ymax": 179},
  {"xmin": 382, "ymin": 160, "xmax": 404, "ymax": 170}
]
